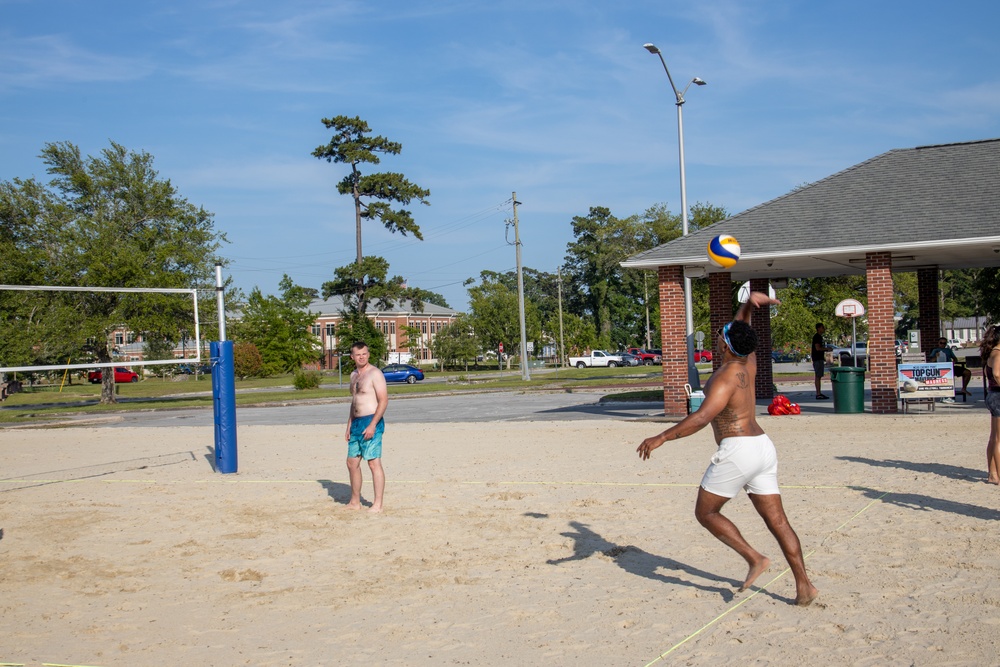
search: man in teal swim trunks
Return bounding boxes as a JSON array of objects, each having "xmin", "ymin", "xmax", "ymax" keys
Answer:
[{"xmin": 345, "ymin": 341, "xmax": 389, "ymax": 513}]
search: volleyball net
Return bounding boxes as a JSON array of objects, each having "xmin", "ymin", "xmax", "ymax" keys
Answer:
[{"xmin": 0, "ymin": 284, "xmax": 203, "ymax": 375}]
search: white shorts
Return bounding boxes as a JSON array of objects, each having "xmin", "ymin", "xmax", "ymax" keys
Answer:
[{"xmin": 700, "ymin": 434, "xmax": 780, "ymax": 498}]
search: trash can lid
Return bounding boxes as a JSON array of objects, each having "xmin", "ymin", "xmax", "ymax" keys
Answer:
[{"xmin": 830, "ymin": 366, "xmax": 865, "ymax": 373}]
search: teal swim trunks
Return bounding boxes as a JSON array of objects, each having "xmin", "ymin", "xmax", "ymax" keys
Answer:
[{"xmin": 348, "ymin": 414, "xmax": 384, "ymax": 460}]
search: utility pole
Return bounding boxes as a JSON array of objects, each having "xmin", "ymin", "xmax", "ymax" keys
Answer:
[
  {"xmin": 557, "ymin": 266, "xmax": 566, "ymax": 367},
  {"xmin": 513, "ymin": 192, "xmax": 530, "ymax": 381}
]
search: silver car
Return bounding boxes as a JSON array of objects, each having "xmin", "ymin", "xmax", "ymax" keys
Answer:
[{"xmin": 618, "ymin": 353, "xmax": 642, "ymax": 367}]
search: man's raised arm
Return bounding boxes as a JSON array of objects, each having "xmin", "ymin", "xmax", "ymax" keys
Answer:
[{"xmin": 736, "ymin": 291, "xmax": 780, "ymax": 324}]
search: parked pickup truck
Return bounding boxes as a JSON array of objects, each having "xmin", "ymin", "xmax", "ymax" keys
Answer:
[
  {"xmin": 88, "ymin": 367, "xmax": 140, "ymax": 384},
  {"xmin": 831, "ymin": 342, "xmax": 867, "ymax": 366},
  {"xmin": 625, "ymin": 348, "xmax": 662, "ymax": 366},
  {"xmin": 568, "ymin": 350, "xmax": 625, "ymax": 368}
]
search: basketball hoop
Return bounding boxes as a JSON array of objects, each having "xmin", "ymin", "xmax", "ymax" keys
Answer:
[{"xmin": 835, "ymin": 299, "xmax": 865, "ymax": 318}]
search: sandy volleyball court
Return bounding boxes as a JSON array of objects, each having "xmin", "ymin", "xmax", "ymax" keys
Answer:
[{"xmin": 2, "ymin": 412, "xmax": 999, "ymax": 666}]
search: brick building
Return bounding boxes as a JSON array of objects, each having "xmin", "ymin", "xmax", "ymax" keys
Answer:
[
  {"xmin": 308, "ymin": 296, "xmax": 459, "ymax": 369},
  {"xmin": 624, "ymin": 138, "xmax": 1000, "ymax": 417}
]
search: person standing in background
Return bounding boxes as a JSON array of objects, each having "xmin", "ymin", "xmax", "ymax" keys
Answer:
[{"xmin": 812, "ymin": 323, "xmax": 833, "ymax": 400}]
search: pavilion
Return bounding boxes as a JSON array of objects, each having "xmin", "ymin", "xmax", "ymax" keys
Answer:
[{"xmin": 623, "ymin": 138, "xmax": 1000, "ymax": 416}]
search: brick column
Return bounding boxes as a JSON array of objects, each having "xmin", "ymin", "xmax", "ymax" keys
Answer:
[
  {"xmin": 917, "ymin": 268, "xmax": 940, "ymax": 354},
  {"xmin": 708, "ymin": 272, "xmax": 732, "ymax": 374},
  {"xmin": 749, "ymin": 278, "xmax": 774, "ymax": 400},
  {"xmin": 659, "ymin": 265, "xmax": 687, "ymax": 418},
  {"xmin": 867, "ymin": 251, "xmax": 898, "ymax": 414}
]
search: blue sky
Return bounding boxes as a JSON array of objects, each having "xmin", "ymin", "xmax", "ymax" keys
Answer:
[{"xmin": 3, "ymin": 1, "xmax": 999, "ymax": 312}]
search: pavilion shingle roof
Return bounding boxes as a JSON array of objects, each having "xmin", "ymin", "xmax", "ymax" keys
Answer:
[{"xmin": 623, "ymin": 138, "xmax": 1000, "ymax": 275}]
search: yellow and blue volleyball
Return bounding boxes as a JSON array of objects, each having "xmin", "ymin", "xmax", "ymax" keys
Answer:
[{"xmin": 707, "ymin": 234, "xmax": 741, "ymax": 269}]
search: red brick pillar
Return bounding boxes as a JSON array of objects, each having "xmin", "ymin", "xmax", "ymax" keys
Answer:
[
  {"xmin": 867, "ymin": 251, "xmax": 898, "ymax": 414},
  {"xmin": 749, "ymin": 278, "xmax": 774, "ymax": 400},
  {"xmin": 917, "ymin": 268, "xmax": 940, "ymax": 354},
  {"xmin": 708, "ymin": 272, "xmax": 732, "ymax": 374},
  {"xmin": 659, "ymin": 265, "xmax": 687, "ymax": 418}
]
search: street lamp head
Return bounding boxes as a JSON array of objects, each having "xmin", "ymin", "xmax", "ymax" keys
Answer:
[
  {"xmin": 643, "ymin": 43, "xmax": 660, "ymax": 54},
  {"xmin": 692, "ymin": 77, "xmax": 707, "ymax": 86}
]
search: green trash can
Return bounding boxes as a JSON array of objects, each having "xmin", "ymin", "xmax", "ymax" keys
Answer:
[{"xmin": 829, "ymin": 366, "xmax": 865, "ymax": 413}]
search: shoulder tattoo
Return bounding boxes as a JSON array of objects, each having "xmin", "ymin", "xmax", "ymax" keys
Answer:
[{"xmin": 736, "ymin": 370, "xmax": 749, "ymax": 389}]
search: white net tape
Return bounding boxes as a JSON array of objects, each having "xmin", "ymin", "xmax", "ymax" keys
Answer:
[{"xmin": 0, "ymin": 284, "xmax": 202, "ymax": 374}]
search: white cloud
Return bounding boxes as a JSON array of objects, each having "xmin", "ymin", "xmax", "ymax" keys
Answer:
[{"xmin": 0, "ymin": 34, "xmax": 153, "ymax": 89}]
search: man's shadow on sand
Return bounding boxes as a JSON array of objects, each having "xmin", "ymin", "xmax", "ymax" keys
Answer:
[
  {"xmin": 850, "ymin": 486, "xmax": 1000, "ymax": 521},
  {"xmin": 838, "ymin": 456, "xmax": 987, "ymax": 483},
  {"xmin": 541, "ymin": 519, "xmax": 785, "ymax": 604},
  {"xmin": 318, "ymin": 479, "xmax": 371, "ymax": 508}
]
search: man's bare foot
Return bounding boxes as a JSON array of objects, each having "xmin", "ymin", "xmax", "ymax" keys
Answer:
[
  {"xmin": 368, "ymin": 505, "xmax": 383, "ymax": 514},
  {"xmin": 346, "ymin": 502, "xmax": 362, "ymax": 510},
  {"xmin": 796, "ymin": 584, "xmax": 820, "ymax": 606},
  {"xmin": 739, "ymin": 556, "xmax": 771, "ymax": 592},
  {"xmin": 988, "ymin": 479, "xmax": 1000, "ymax": 485}
]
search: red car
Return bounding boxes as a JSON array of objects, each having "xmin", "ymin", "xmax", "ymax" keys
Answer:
[
  {"xmin": 694, "ymin": 350, "xmax": 713, "ymax": 363},
  {"xmin": 88, "ymin": 367, "xmax": 140, "ymax": 384}
]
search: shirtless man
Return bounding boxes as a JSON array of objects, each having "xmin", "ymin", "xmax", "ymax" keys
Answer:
[
  {"xmin": 637, "ymin": 292, "xmax": 818, "ymax": 606},
  {"xmin": 345, "ymin": 341, "xmax": 389, "ymax": 513}
]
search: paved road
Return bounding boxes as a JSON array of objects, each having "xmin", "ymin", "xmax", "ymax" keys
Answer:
[{"xmin": 92, "ymin": 390, "xmax": 668, "ymax": 428}]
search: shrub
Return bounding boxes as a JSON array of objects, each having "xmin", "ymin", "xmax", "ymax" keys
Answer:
[
  {"xmin": 233, "ymin": 342, "xmax": 264, "ymax": 379},
  {"xmin": 293, "ymin": 368, "xmax": 323, "ymax": 390}
]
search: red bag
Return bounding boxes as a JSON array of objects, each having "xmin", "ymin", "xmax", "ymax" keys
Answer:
[
  {"xmin": 768, "ymin": 402, "xmax": 790, "ymax": 416},
  {"xmin": 788, "ymin": 403, "xmax": 801, "ymax": 415},
  {"xmin": 772, "ymin": 394, "xmax": 791, "ymax": 407}
]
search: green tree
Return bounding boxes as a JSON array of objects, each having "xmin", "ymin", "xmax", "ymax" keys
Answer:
[
  {"xmin": 941, "ymin": 269, "xmax": 981, "ymax": 320},
  {"xmin": 321, "ymin": 256, "xmax": 426, "ymax": 315},
  {"xmin": 467, "ymin": 268, "xmax": 558, "ymax": 356},
  {"xmin": 411, "ymin": 288, "xmax": 450, "ymax": 309},
  {"xmin": 0, "ymin": 141, "xmax": 225, "ymax": 403},
  {"xmin": 142, "ymin": 334, "xmax": 176, "ymax": 378},
  {"xmin": 430, "ymin": 315, "xmax": 479, "ymax": 370},
  {"xmin": 546, "ymin": 312, "xmax": 598, "ymax": 358},
  {"xmin": 562, "ymin": 207, "xmax": 632, "ymax": 348},
  {"xmin": 313, "ymin": 115, "xmax": 430, "ymax": 311},
  {"xmin": 399, "ymin": 324, "xmax": 424, "ymax": 363},
  {"xmin": 632, "ymin": 202, "xmax": 728, "ymax": 347},
  {"xmin": 561, "ymin": 202, "xmax": 729, "ymax": 351},
  {"xmin": 333, "ymin": 313, "xmax": 387, "ymax": 372},
  {"xmin": 768, "ymin": 287, "xmax": 822, "ymax": 353},
  {"xmin": 973, "ymin": 268, "xmax": 1000, "ymax": 324},
  {"xmin": 768, "ymin": 276, "xmax": 868, "ymax": 350},
  {"xmin": 232, "ymin": 275, "xmax": 321, "ymax": 375},
  {"xmin": 465, "ymin": 272, "xmax": 541, "ymax": 367}
]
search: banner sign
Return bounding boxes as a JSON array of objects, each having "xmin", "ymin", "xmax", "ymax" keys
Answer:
[{"xmin": 898, "ymin": 363, "xmax": 955, "ymax": 399}]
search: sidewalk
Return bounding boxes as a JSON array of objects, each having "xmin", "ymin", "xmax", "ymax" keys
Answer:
[{"xmin": 773, "ymin": 377, "xmax": 985, "ymax": 415}]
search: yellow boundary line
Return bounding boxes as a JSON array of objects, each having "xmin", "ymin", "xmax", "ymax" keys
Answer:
[
  {"xmin": 642, "ymin": 489, "xmax": 893, "ymax": 666},
  {"xmin": 0, "ymin": 478, "xmax": 851, "ymax": 489}
]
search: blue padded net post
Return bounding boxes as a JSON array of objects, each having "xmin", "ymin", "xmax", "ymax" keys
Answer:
[{"xmin": 211, "ymin": 340, "xmax": 238, "ymax": 473}]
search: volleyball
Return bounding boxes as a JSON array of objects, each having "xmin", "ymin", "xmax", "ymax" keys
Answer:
[{"xmin": 707, "ymin": 235, "xmax": 741, "ymax": 269}]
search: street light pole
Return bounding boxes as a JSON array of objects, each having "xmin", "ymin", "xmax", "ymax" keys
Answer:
[{"xmin": 643, "ymin": 43, "xmax": 706, "ymax": 389}]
